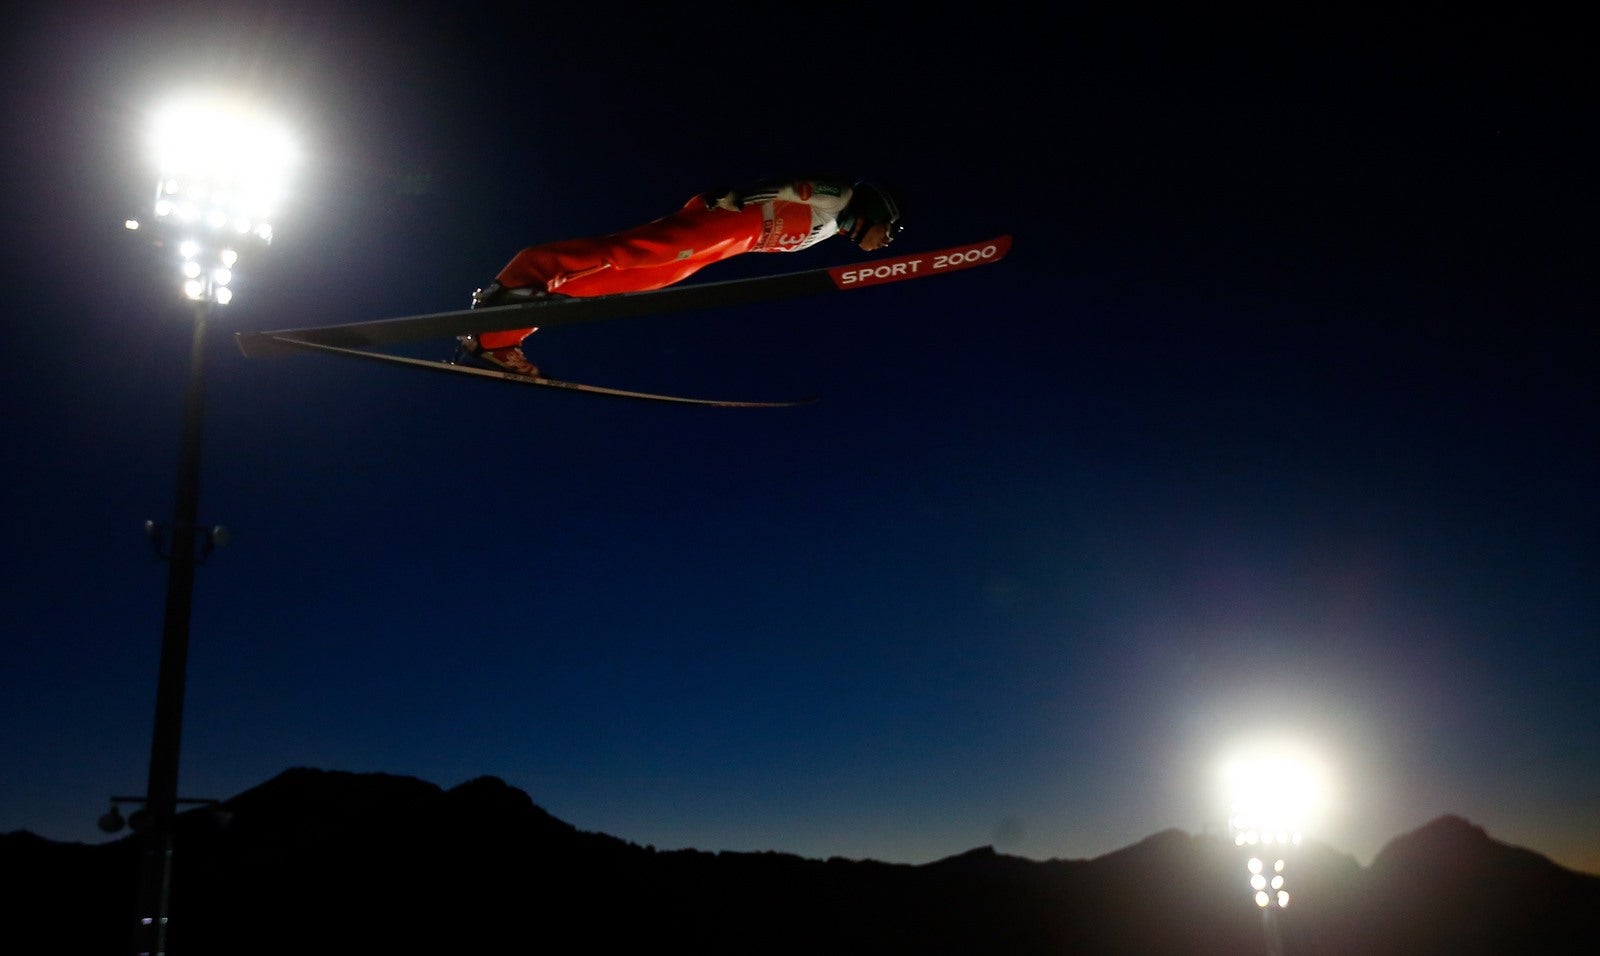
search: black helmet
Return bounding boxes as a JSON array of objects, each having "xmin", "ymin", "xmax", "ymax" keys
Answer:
[{"xmin": 845, "ymin": 180, "xmax": 904, "ymax": 246}]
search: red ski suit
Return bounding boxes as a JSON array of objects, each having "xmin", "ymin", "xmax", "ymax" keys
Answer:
[{"xmin": 477, "ymin": 178, "xmax": 856, "ymax": 349}]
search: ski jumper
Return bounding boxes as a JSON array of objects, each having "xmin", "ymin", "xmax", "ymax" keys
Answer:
[{"xmin": 476, "ymin": 178, "xmax": 856, "ymax": 350}]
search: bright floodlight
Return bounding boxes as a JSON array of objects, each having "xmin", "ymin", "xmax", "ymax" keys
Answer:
[
  {"xmin": 143, "ymin": 96, "xmax": 296, "ymax": 305},
  {"xmin": 1220, "ymin": 740, "xmax": 1328, "ymax": 912}
]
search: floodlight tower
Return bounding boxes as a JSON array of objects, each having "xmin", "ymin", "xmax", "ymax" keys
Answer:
[
  {"xmin": 1223, "ymin": 747, "xmax": 1318, "ymax": 956},
  {"xmin": 124, "ymin": 96, "xmax": 292, "ymax": 956}
]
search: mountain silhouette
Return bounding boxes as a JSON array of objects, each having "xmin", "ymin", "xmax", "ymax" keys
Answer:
[{"xmin": 3, "ymin": 768, "xmax": 1596, "ymax": 954}]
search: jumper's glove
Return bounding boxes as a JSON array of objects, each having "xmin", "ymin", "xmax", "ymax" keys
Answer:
[{"xmin": 701, "ymin": 187, "xmax": 743, "ymax": 211}]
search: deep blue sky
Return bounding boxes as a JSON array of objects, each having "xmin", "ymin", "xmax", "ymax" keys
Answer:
[{"xmin": 3, "ymin": 5, "xmax": 1595, "ymax": 873}]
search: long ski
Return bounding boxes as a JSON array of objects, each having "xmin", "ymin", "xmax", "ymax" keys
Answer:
[
  {"xmin": 236, "ymin": 235, "xmax": 1011, "ymax": 358},
  {"xmin": 264, "ymin": 335, "xmax": 815, "ymax": 408}
]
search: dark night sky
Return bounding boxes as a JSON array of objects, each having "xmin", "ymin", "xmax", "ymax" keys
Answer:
[{"xmin": 2, "ymin": 4, "xmax": 1595, "ymax": 873}]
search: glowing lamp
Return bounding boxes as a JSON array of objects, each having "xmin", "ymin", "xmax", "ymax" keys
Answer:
[
  {"xmin": 1220, "ymin": 740, "xmax": 1328, "ymax": 912},
  {"xmin": 142, "ymin": 96, "xmax": 295, "ymax": 305}
]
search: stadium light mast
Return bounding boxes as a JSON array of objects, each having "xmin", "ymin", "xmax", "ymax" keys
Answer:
[
  {"xmin": 1221, "ymin": 743, "xmax": 1323, "ymax": 956},
  {"xmin": 123, "ymin": 95, "xmax": 293, "ymax": 956}
]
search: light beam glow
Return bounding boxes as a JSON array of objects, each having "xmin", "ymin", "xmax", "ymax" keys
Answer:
[
  {"xmin": 150, "ymin": 96, "xmax": 296, "ymax": 226},
  {"xmin": 1219, "ymin": 738, "xmax": 1331, "ymax": 842}
]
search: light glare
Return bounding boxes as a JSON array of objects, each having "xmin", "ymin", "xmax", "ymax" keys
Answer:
[
  {"xmin": 150, "ymin": 97, "xmax": 296, "ymax": 216},
  {"xmin": 1220, "ymin": 740, "xmax": 1329, "ymax": 841}
]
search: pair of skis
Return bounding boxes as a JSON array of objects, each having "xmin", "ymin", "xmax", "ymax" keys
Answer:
[{"xmin": 235, "ymin": 234, "xmax": 1012, "ymax": 407}]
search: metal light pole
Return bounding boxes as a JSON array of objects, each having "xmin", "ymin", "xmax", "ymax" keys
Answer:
[
  {"xmin": 133, "ymin": 295, "xmax": 210, "ymax": 956},
  {"xmin": 121, "ymin": 96, "xmax": 293, "ymax": 956}
]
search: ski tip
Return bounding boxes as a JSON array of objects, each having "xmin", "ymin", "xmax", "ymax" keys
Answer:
[{"xmin": 828, "ymin": 235, "xmax": 1010, "ymax": 290}]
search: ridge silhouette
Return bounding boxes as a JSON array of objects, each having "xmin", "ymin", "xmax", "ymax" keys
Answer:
[{"xmin": 4, "ymin": 768, "xmax": 1596, "ymax": 954}]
